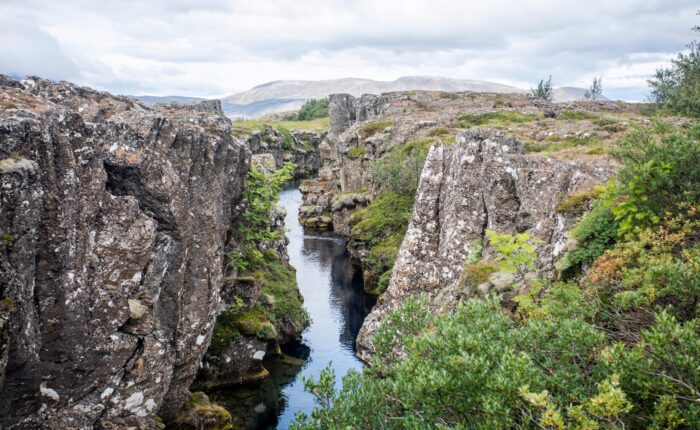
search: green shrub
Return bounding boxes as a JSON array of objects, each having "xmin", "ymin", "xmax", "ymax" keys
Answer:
[
  {"xmin": 368, "ymin": 147, "xmax": 425, "ymax": 195},
  {"xmin": 531, "ymin": 75, "xmax": 553, "ymax": 102},
  {"xmin": 294, "ymin": 98, "xmax": 329, "ymax": 121},
  {"xmin": 567, "ymin": 202, "xmax": 619, "ymax": 269},
  {"xmin": 649, "ymin": 15, "xmax": 700, "ymax": 118},
  {"xmin": 608, "ymin": 122, "xmax": 700, "ymax": 234},
  {"xmin": 292, "ymin": 295, "xmax": 633, "ymax": 430}
]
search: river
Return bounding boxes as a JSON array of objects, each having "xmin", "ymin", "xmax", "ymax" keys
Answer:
[{"xmin": 210, "ymin": 186, "xmax": 374, "ymax": 429}]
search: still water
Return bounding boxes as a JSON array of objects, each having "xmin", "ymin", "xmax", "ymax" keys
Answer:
[{"xmin": 211, "ymin": 186, "xmax": 374, "ymax": 429}]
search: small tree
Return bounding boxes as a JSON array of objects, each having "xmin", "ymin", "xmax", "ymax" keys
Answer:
[
  {"xmin": 530, "ymin": 75, "xmax": 553, "ymax": 102},
  {"xmin": 648, "ymin": 10, "xmax": 700, "ymax": 117},
  {"xmin": 584, "ymin": 77, "xmax": 603, "ymax": 101}
]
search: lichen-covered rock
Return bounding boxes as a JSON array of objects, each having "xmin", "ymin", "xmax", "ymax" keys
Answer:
[
  {"xmin": 0, "ymin": 76, "xmax": 250, "ymax": 428},
  {"xmin": 356, "ymin": 129, "xmax": 614, "ymax": 361},
  {"xmin": 246, "ymin": 126, "xmax": 322, "ymax": 178}
]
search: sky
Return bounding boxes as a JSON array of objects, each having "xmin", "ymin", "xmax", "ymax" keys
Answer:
[{"xmin": 0, "ymin": 0, "xmax": 697, "ymax": 101}]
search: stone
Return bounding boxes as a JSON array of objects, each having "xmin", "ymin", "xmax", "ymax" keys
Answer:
[
  {"xmin": 356, "ymin": 129, "xmax": 614, "ymax": 361},
  {"xmin": 0, "ymin": 75, "xmax": 250, "ymax": 428},
  {"xmin": 128, "ymin": 299, "xmax": 148, "ymax": 320}
]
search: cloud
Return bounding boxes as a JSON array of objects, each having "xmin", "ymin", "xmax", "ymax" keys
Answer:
[
  {"xmin": 0, "ymin": 0, "xmax": 697, "ymax": 99},
  {"xmin": 0, "ymin": 14, "xmax": 80, "ymax": 81}
]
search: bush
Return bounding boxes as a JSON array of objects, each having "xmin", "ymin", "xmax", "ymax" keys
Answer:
[
  {"xmin": 368, "ymin": 146, "xmax": 425, "ymax": 195},
  {"xmin": 608, "ymin": 122, "xmax": 700, "ymax": 233},
  {"xmin": 649, "ymin": 13, "xmax": 700, "ymax": 117},
  {"xmin": 531, "ymin": 75, "xmax": 553, "ymax": 102},
  {"xmin": 292, "ymin": 294, "xmax": 635, "ymax": 430},
  {"xmin": 294, "ymin": 98, "xmax": 329, "ymax": 121},
  {"xmin": 567, "ymin": 202, "xmax": 620, "ymax": 269}
]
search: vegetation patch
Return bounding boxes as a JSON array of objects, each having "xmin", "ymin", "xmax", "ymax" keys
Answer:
[
  {"xmin": 171, "ymin": 392, "xmax": 233, "ymax": 430},
  {"xmin": 555, "ymin": 187, "xmax": 604, "ymax": 214},
  {"xmin": 360, "ymin": 120, "xmax": 392, "ymax": 136},
  {"xmin": 346, "ymin": 146, "xmax": 366, "ymax": 159},
  {"xmin": 558, "ymin": 109, "xmax": 598, "ymax": 121},
  {"xmin": 459, "ymin": 111, "xmax": 540, "ymax": 127},
  {"xmin": 524, "ymin": 134, "xmax": 603, "ymax": 154},
  {"xmin": 232, "ymin": 117, "xmax": 329, "ymax": 135},
  {"xmin": 290, "ymin": 98, "xmax": 329, "ymax": 121},
  {"xmin": 350, "ymin": 191, "xmax": 415, "ymax": 293}
]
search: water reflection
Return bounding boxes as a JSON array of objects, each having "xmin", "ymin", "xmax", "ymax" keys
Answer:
[{"xmin": 211, "ymin": 187, "xmax": 374, "ymax": 429}]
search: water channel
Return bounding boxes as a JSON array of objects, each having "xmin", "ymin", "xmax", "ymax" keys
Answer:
[{"xmin": 211, "ymin": 186, "xmax": 375, "ymax": 429}]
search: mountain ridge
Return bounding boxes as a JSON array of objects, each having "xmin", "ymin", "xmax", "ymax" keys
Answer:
[{"xmin": 135, "ymin": 75, "xmax": 606, "ymax": 117}]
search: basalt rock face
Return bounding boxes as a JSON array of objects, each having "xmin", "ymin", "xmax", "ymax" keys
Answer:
[
  {"xmin": 0, "ymin": 77, "xmax": 250, "ymax": 428},
  {"xmin": 356, "ymin": 129, "xmax": 615, "ymax": 361},
  {"xmin": 246, "ymin": 126, "xmax": 322, "ymax": 179}
]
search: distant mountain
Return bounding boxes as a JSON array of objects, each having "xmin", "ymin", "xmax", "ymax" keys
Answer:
[
  {"xmin": 223, "ymin": 76, "xmax": 522, "ymax": 115},
  {"xmin": 135, "ymin": 76, "xmax": 604, "ymax": 118},
  {"xmin": 133, "ymin": 95, "xmax": 206, "ymax": 105}
]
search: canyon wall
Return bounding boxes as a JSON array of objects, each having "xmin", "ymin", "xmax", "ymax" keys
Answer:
[
  {"xmin": 0, "ymin": 76, "xmax": 250, "ymax": 428},
  {"xmin": 356, "ymin": 129, "xmax": 614, "ymax": 360}
]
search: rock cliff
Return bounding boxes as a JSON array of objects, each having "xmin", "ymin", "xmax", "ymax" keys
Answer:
[
  {"xmin": 356, "ymin": 129, "xmax": 614, "ymax": 361},
  {"xmin": 0, "ymin": 76, "xmax": 250, "ymax": 428}
]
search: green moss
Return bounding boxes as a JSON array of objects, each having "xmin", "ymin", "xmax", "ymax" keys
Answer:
[
  {"xmin": 555, "ymin": 188, "xmax": 604, "ymax": 214},
  {"xmin": 247, "ymin": 257, "xmax": 309, "ymax": 338},
  {"xmin": 0, "ymin": 297, "xmax": 15, "ymax": 312},
  {"xmin": 458, "ymin": 261, "xmax": 498, "ymax": 291},
  {"xmin": 0, "ymin": 230, "xmax": 13, "ymax": 246},
  {"xmin": 174, "ymin": 392, "xmax": 232, "ymax": 430},
  {"xmin": 361, "ymin": 121, "xmax": 392, "ymax": 136},
  {"xmin": 351, "ymin": 191, "xmax": 415, "ymax": 294},
  {"xmin": 208, "ymin": 308, "xmax": 242, "ymax": 357},
  {"xmin": 459, "ymin": 111, "xmax": 540, "ymax": 127},
  {"xmin": 233, "ymin": 306, "xmax": 277, "ymax": 339},
  {"xmin": 558, "ymin": 109, "xmax": 598, "ymax": 121},
  {"xmin": 346, "ymin": 146, "xmax": 366, "ymax": 159}
]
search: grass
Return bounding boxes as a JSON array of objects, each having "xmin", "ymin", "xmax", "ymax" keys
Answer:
[
  {"xmin": 524, "ymin": 134, "xmax": 604, "ymax": 154},
  {"xmin": 232, "ymin": 117, "xmax": 329, "ymax": 134},
  {"xmin": 558, "ymin": 110, "xmax": 599, "ymax": 121},
  {"xmin": 459, "ymin": 111, "xmax": 540, "ymax": 127},
  {"xmin": 555, "ymin": 188, "xmax": 604, "ymax": 214},
  {"xmin": 361, "ymin": 121, "xmax": 392, "ymax": 136},
  {"xmin": 347, "ymin": 146, "xmax": 367, "ymax": 159}
]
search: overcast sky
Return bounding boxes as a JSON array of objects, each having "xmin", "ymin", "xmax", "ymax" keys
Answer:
[{"xmin": 0, "ymin": 1, "xmax": 697, "ymax": 100}]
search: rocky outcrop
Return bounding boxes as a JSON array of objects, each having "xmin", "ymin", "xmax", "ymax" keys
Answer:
[
  {"xmin": 246, "ymin": 126, "xmax": 322, "ymax": 179},
  {"xmin": 356, "ymin": 129, "xmax": 614, "ymax": 361},
  {"xmin": 0, "ymin": 76, "xmax": 250, "ymax": 428}
]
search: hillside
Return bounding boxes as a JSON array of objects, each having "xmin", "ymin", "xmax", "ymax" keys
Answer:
[{"xmin": 137, "ymin": 76, "xmax": 603, "ymax": 118}]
